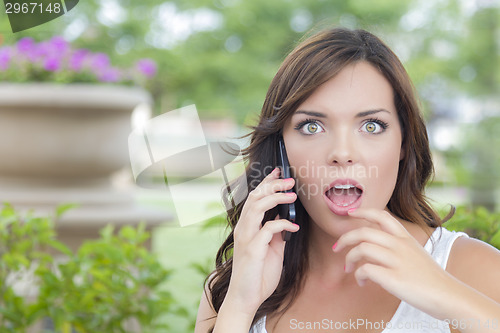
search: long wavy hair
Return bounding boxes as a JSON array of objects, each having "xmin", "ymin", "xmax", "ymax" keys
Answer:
[{"xmin": 205, "ymin": 27, "xmax": 450, "ymax": 330}]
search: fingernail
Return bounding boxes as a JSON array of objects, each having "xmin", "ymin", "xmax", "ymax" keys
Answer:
[
  {"xmin": 332, "ymin": 242, "xmax": 337, "ymax": 251},
  {"xmin": 272, "ymin": 167, "xmax": 280, "ymax": 175},
  {"xmin": 348, "ymin": 208, "xmax": 356, "ymax": 214},
  {"xmin": 344, "ymin": 265, "xmax": 346, "ymax": 272},
  {"xmin": 285, "ymin": 192, "xmax": 296, "ymax": 197},
  {"xmin": 284, "ymin": 177, "xmax": 294, "ymax": 182}
]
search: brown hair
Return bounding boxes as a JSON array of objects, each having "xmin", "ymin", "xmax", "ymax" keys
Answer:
[{"xmin": 205, "ymin": 27, "xmax": 448, "ymax": 330}]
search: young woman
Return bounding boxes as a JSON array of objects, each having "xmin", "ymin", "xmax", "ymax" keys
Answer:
[{"xmin": 195, "ymin": 28, "xmax": 500, "ymax": 333}]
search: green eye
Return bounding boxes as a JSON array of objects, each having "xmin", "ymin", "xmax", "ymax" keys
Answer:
[
  {"xmin": 365, "ymin": 122, "xmax": 376, "ymax": 132},
  {"xmin": 361, "ymin": 118, "xmax": 389, "ymax": 134},
  {"xmin": 307, "ymin": 123, "xmax": 319, "ymax": 133},
  {"xmin": 294, "ymin": 119, "xmax": 325, "ymax": 135}
]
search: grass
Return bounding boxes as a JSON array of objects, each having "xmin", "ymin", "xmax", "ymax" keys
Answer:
[{"xmin": 153, "ymin": 223, "xmax": 227, "ymax": 332}]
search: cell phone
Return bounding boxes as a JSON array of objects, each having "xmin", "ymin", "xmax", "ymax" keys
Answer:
[{"xmin": 277, "ymin": 138, "xmax": 296, "ymax": 241}]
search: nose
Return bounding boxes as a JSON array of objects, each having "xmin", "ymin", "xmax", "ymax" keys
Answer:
[{"xmin": 326, "ymin": 131, "xmax": 357, "ymax": 166}]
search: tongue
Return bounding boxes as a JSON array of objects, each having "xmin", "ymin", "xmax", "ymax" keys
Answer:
[{"xmin": 328, "ymin": 188, "xmax": 362, "ymax": 207}]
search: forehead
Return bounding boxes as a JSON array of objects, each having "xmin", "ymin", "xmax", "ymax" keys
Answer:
[{"xmin": 295, "ymin": 61, "xmax": 396, "ymax": 117}]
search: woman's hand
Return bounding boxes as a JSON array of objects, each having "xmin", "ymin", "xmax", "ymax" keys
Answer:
[
  {"xmin": 332, "ymin": 208, "xmax": 454, "ymax": 319},
  {"xmin": 223, "ymin": 167, "xmax": 299, "ymax": 319}
]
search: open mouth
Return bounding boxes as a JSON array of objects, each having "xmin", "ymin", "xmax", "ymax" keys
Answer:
[
  {"xmin": 325, "ymin": 184, "xmax": 363, "ymax": 207},
  {"xmin": 323, "ymin": 180, "xmax": 363, "ymax": 216}
]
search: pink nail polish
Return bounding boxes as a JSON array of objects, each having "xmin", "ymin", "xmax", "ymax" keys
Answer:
[
  {"xmin": 348, "ymin": 208, "xmax": 356, "ymax": 214},
  {"xmin": 285, "ymin": 192, "xmax": 296, "ymax": 197},
  {"xmin": 332, "ymin": 242, "xmax": 337, "ymax": 251}
]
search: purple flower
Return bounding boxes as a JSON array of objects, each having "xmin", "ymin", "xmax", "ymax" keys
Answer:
[
  {"xmin": 98, "ymin": 67, "xmax": 122, "ymax": 82},
  {"xmin": 90, "ymin": 52, "xmax": 110, "ymax": 71},
  {"xmin": 48, "ymin": 36, "xmax": 69, "ymax": 55},
  {"xmin": 44, "ymin": 57, "xmax": 61, "ymax": 72},
  {"xmin": 16, "ymin": 37, "xmax": 43, "ymax": 63},
  {"xmin": 17, "ymin": 37, "xmax": 35, "ymax": 54},
  {"xmin": 135, "ymin": 58, "xmax": 157, "ymax": 78},
  {"xmin": 69, "ymin": 49, "xmax": 89, "ymax": 72},
  {"xmin": 0, "ymin": 48, "xmax": 11, "ymax": 70},
  {"xmin": 33, "ymin": 37, "xmax": 69, "ymax": 67},
  {"xmin": 28, "ymin": 40, "xmax": 54, "ymax": 63},
  {"xmin": 3, "ymin": 36, "xmax": 156, "ymax": 86}
]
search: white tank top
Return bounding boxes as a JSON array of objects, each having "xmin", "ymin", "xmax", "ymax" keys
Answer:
[{"xmin": 249, "ymin": 227, "xmax": 468, "ymax": 333}]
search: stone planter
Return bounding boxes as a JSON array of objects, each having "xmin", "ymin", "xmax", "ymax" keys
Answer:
[
  {"xmin": 0, "ymin": 83, "xmax": 151, "ymax": 183},
  {"xmin": 0, "ymin": 83, "xmax": 172, "ymax": 250}
]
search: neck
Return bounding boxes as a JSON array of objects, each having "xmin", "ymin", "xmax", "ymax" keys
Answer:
[{"xmin": 306, "ymin": 221, "xmax": 354, "ymax": 287}]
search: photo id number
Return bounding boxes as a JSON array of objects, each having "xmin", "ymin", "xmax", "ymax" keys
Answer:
[{"xmin": 5, "ymin": 2, "xmax": 62, "ymax": 14}]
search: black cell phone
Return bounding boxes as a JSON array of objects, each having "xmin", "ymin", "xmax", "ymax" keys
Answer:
[{"xmin": 277, "ymin": 138, "xmax": 296, "ymax": 241}]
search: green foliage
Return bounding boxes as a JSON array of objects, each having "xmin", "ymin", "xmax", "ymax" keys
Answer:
[
  {"xmin": 443, "ymin": 116, "xmax": 500, "ymax": 210},
  {"xmin": 200, "ymin": 212, "xmax": 227, "ymax": 231},
  {"xmin": 0, "ymin": 203, "xmax": 69, "ymax": 331},
  {"xmin": 0, "ymin": 204, "xmax": 176, "ymax": 333},
  {"xmin": 37, "ymin": 224, "xmax": 172, "ymax": 332},
  {"xmin": 443, "ymin": 205, "xmax": 500, "ymax": 250},
  {"xmin": 189, "ymin": 258, "xmax": 214, "ymax": 280}
]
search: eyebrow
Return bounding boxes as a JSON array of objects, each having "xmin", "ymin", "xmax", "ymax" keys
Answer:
[{"xmin": 294, "ymin": 109, "xmax": 391, "ymax": 118}]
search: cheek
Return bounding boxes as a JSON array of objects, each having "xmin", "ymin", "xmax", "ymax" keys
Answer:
[
  {"xmin": 288, "ymin": 152, "xmax": 325, "ymax": 204},
  {"xmin": 363, "ymin": 146, "xmax": 401, "ymax": 207}
]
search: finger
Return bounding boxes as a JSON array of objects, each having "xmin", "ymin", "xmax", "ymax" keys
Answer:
[
  {"xmin": 354, "ymin": 263, "xmax": 390, "ymax": 288},
  {"xmin": 250, "ymin": 191, "xmax": 296, "ymax": 216},
  {"xmin": 273, "ymin": 214, "xmax": 292, "ymax": 242},
  {"xmin": 333, "ymin": 227, "xmax": 395, "ymax": 253},
  {"xmin": 236, "ymin": 192, "xmax": 297, "ymax": 239},
  {"xmin": 236, "ymin": 170, "xmax": 295, "ymax": 240},
  {"xmin": 239, "ymin": 176, "xmax": 294, "ymax": 222},
  {"xmin": 270, "ymin": 230, "xmax": 287, "ymax": 256},
  {"xmin": 246, "ymin": 168, "xmax": 294, "ymax": 201},
  {"xmin": 249, "ymin": 220, "xmax": 299, "ymax": 258},
  {"xmin": 347, "ymin": 208, "xmax": 409, "ymax": 237},
  {"xmin": 344, "ymin": 242, "xmax": 397, "ymax": 273},
  {"xmin": 250, "ymin": 167, "xmax": 281, "ymax": 200}
]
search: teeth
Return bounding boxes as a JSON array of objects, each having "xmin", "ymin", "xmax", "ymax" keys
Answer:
[{"xmin": 334, "ymin": 184, "xmax": 355, "ymax": 190}]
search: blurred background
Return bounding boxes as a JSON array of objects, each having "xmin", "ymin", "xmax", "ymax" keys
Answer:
[{"xmin": 1, "ymin": 0, "xmax": 499, "ymax": 332}]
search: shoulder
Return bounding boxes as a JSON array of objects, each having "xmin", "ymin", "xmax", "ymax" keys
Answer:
[
  {"xmin": 447, "ymin": 234, "xmax": 500, "ymax": 303},
  {"xmin": 194, "ymin": 274, "xmax": 218, "ymax": 333}
]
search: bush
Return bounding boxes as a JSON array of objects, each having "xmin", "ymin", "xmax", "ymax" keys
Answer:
[
  {"xmin": 0, "ymin": 203, "xmax": 174, "ymax": 333},
  {"xmin": 443, "ymin": 205, "xmax": 500, "ymax": 250}
]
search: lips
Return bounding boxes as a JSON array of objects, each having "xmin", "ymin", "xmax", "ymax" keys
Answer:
[{"xmin": 323, "ymin": 179, "xmax": 363, "ymax": 216}]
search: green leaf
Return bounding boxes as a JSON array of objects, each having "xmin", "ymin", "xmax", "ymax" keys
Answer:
[
  {"xmin": 489, "ymin": 230, "xmax": 500, "ymax": 250},
  {"xmin": 46, "ymin": 239, "xmax": 73, "ymax": 256},
  {"xmin": 119, "ymin": 225, "xmax": 137, "ymax": 242},
  {"xmin": 3, "ymin": 252, "xmax": 30, "ymax": 268},
  {"xmin": 99, "ymin": 224, "xmax": 115, "ymax": 240},
  {"xmin": 61, "ymin": 321, "xmax": 73, "ymax": 333},
  {"xmin": 55, "ymin": 203, "xmax": 79, "ymax": 218}
]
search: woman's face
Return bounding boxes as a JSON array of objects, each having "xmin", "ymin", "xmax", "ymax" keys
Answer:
[{"xmin": 282, "ymin": 61, "xmax": 403, "ymax": 235}]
